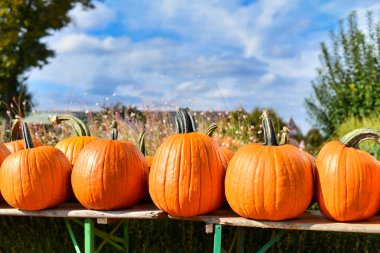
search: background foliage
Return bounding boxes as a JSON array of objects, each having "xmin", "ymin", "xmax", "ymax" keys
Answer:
[
  {"xmin": 305, "ymin": 11, "xmax": 380, "ymax": 135},
  {"xmin": 0, "ymin": 0, "xmax": 93, "ymax": 118}
]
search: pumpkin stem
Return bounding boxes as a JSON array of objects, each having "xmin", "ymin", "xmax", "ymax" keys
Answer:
[
  {"xmin": 176, "ymin": 108, "xmax": 197, "ymax": 133},
  {"xmin": 139, "ymin": 131, "xmax": 147, "ymax": 156},
  {"xmin": 10, "ymin": 118, "xmax": 22, "ymax": 141},
  {"xmin": 340, "ymin": 128, "xmax": 380, "ymax": 148},
  {"xmin": 261, "ymin": 110, "xmax": 278, "ymax": 146},
  {"xmin": 21, "ymin": 122, "xmax": 34, "ymax": 149},
  {"xmin": 205, "ymin": 123, "xmax": 218, "ymax": 137},
  {"xmin": 49, "ymin": 114, "xmax": 91, "ymax": 137},
  {"xmin": 279, "ymin": 126, "xmax": 290, "ymax": 145},
  {"xmin": 110, "ymin": 120, "xmax": 118, "ymax": 140}
]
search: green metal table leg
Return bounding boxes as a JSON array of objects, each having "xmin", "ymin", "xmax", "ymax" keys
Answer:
[
  {"xmin": 236, "ymin": 228, "xmax": 245, "ymax": 253},
  {"xmin": 84, "ymin": 218, "xmax": 95, "ymax": 253},
  {"xmin": 256, "ymin": 230, "xmax": 287, "ymax": 253},
  {"xmin": 64, "ymin": 218, "xmax": 81, "ymax": 253},
  {"xmin": 124, "ymin": 220, "xmax": 129, "ymax": 253},
  {"xmin": 213, "ymin": 224, "xmax": 222, "ymax": 253}
]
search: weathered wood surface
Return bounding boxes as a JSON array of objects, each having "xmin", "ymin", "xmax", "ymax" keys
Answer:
[
  {"xmin": 0, "ymin": 202, "xmax": 166, "ymax": 219},
  {"xmin": 170, "ymin": 209, "xmax": 380, "ymax": 234},
  {"xmin": 0, "ymin": 202, "xmax": 380, "ymax": 234}
]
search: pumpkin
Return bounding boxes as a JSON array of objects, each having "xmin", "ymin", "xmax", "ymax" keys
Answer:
[
  {"xmin": 280, "ymin": 126, "xmax": 316, "ymax": 207},
  {"xmin": 0, "ymin": 122, "xmax": 71, "ymax": 210},
  {"xmin": 316, "ymin": 128, "xmax": 380, "ymax": 221},
  {"xmin": 149, "ymin": 108, "xmax": 226, "ymax": 217},
  {"xmin": 205, "ymin": 123, "xmax": 234, "ymax": 166},
  {"xmin": 138, "ymin": 131, "xmax": 153, "ymax": 171},
  {"xmin": 50, "ymin": 114, "xmax": 97, "ymax": 166},
  {"xmin": 71, "ymin": 121, "xmax": 148, "ymax": 210},
  {"xmin": 4, "ymin": 119, "xmax": 43, "ymax": 153},
  {"xmin": 225, "ymin": 110, "xmax": 313, "ymax": 221}
]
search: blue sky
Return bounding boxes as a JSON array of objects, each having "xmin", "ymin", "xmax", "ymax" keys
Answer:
[{"xmin": 27, "ymin": 0, "xmax": 380, "ymax": 132}]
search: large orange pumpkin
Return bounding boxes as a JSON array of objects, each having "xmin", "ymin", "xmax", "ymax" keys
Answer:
[
  {"xmin": 71, "ymin": 121, "xmax": 148, "ymax": 210},
  {"xmin": 149, "ymin": 108, "xmax": 226, "ymax": 217},
  {"xmin": 4, "ymin": 119, "xmax": 43, "ymax": 153},
  {"xmin": 0, "ymin": 123, "xmax": 71, "ymax": 210},
  {"xmin": 225, "ymin": 110, "xmax": 313, "ymax": 221},
  {"xmin": 316, "ymin": 128, "xmax": 380, "ymax": 221}
]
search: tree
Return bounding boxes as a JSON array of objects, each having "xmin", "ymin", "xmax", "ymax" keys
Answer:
[
  {"xmin": 305, "ymin": 11, "xmax": 380, "ymax": 135},
  {"xmin": 0, "ymin": 0, "xmax": 93, "ymax": 118}
]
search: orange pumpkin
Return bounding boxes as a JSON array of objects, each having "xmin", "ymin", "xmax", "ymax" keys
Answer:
[
  {"xmin": 0, "ymin": 123, "xmax": 71, "ymax": 210},
  {"xmin": 225, "ymin": 110, "xmax": 313, "ymax": 221},
  {"xmin": 50, "ymin": 114, "xmax": 97, "ymax": 166},
  {"xmin": 316, "ymin": 128, "xmax": 380, "ymax": 221},
  {"xmin": 4, "ymin": 119, "xmax": 43, "ymax": 153},
  {"xmin": 205, "ymin": 123, "xmax": 234, "ymax": 167},
  {"xmin": 149, "ymin": 108, "xmax": 226, "ymax": 217},
  {"xmin": 71, "ymin": 121, "xmax": 148, "ymax": 210},
  {"xmin": 221, "ymin": 147, "xmax": 234, "ymax": 165},
  {"xmin": 138, "ymin": 131, "xmax": 153, "ymax": 172}
]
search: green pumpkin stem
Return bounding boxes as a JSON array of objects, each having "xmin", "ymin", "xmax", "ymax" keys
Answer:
[
  {"xmin": 279, "ymin": 126, "xmax": 290, "ymax": 145},
  {"xmin": 49, "ymin": 114, "xmax": 91, "ymax": 137},
  {"xmin": 22, "ymin": 122, "xmax": 34, "ymax": 149},
  {"xmin": 261, "ymin": 110, "xmax": 278, "ymax": 146},
  {"xmin": 205, "ymin": 123, "xmax": 218, "ymax": 137},
  {"xmin": 340, "ymin": 128, "xmax": 380, "ymax": 148},
  {"xmin": 176, "ymin": 108, "xmax": 197, "ymax": 133},
  {"xmin": 139, "ymin": 131, "xmax": 147, "ymax": 156},
  {"xmin": 10, "ymin": 119, "xmax": 22, "ymax": 141},
  {"xmin": 110, "ymin": 121, "xmax": 118, "ymax": 140}
]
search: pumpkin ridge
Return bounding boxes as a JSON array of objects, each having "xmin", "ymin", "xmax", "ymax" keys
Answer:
[
  {"xmin": 197, "ymin": 133, "xmax": 211, "ymax": 215},
  {"xmin": 40, "ymin": 148, "xmax": 55, "ymax": 207},
  {"xmin": 254, "ymin": 147, "xmax": 267, "ymax": 219},
  {"xmin": 158, "ymin": 136, "xmax": 176, "ymax": 213},
  {"xmin": 55, "ymin": 149, "xmax": 67, "ymax": 203},
  {"xmin": 194, "ymin": 134, "xmax": 203, "ymax": 215}
]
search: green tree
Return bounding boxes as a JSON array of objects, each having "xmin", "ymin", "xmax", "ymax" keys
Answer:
[
  {"xmin": 0, "ymin": 0, "xmax": 93, "ymax": 118},
  {"xmin": 305, "ymin": 11, "xmax": 380, "ymax": 135}
]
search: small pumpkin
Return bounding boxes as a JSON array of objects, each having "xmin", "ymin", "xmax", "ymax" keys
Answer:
[
  {"xmin": 316, "ymin": 128, "xmax": 380, "ymax": 221},
  {"xmin": 149, "ymin": 108, "xmax": 226, "ymax": 217},
  {"xmin": 0, "ymin": 122, "xmax": 71, "ymax": 210},
  {"xmin": 225, "ymin": 110, "xmax": 313, "ymax": 221},
  {"xmin": 4, "ymin": 119, "xmax": 43, "ymax": 153},
  {"xmin": 205, "ymin": 123, "xmax": 234, "ymax": 166},
  {"xmin": 50, "ymin": 114, "xmax": 97, "ymax": 166},
  {"xmin": 138, "ymin": 131, "xmax": 153, "ymax": 171},
  {"xmin": 71, "ymin": 121, "xmax": 148, "ymax": 210}
]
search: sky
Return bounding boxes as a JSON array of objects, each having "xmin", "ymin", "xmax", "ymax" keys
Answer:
[{"xmin": 27, "ymin": 0, "xmax": 380, "ymax": 132}]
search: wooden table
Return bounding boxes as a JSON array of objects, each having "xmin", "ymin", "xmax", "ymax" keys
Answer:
[
  {"xmin": 170, "ymin": 209, "xmax": 380, "ymax": 253},
  {"xmin": 0, "ymin": 203, "xmax": 379, "ymax": 253}
]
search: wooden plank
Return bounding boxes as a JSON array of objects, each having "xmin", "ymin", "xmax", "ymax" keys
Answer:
[
  {"xmin": 170, "ymin": 210, "xmax": 380, "ymax": 234},
  {"xmin": 0, "ymin": 202, "xmax": 166, "ymax": 219}
]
